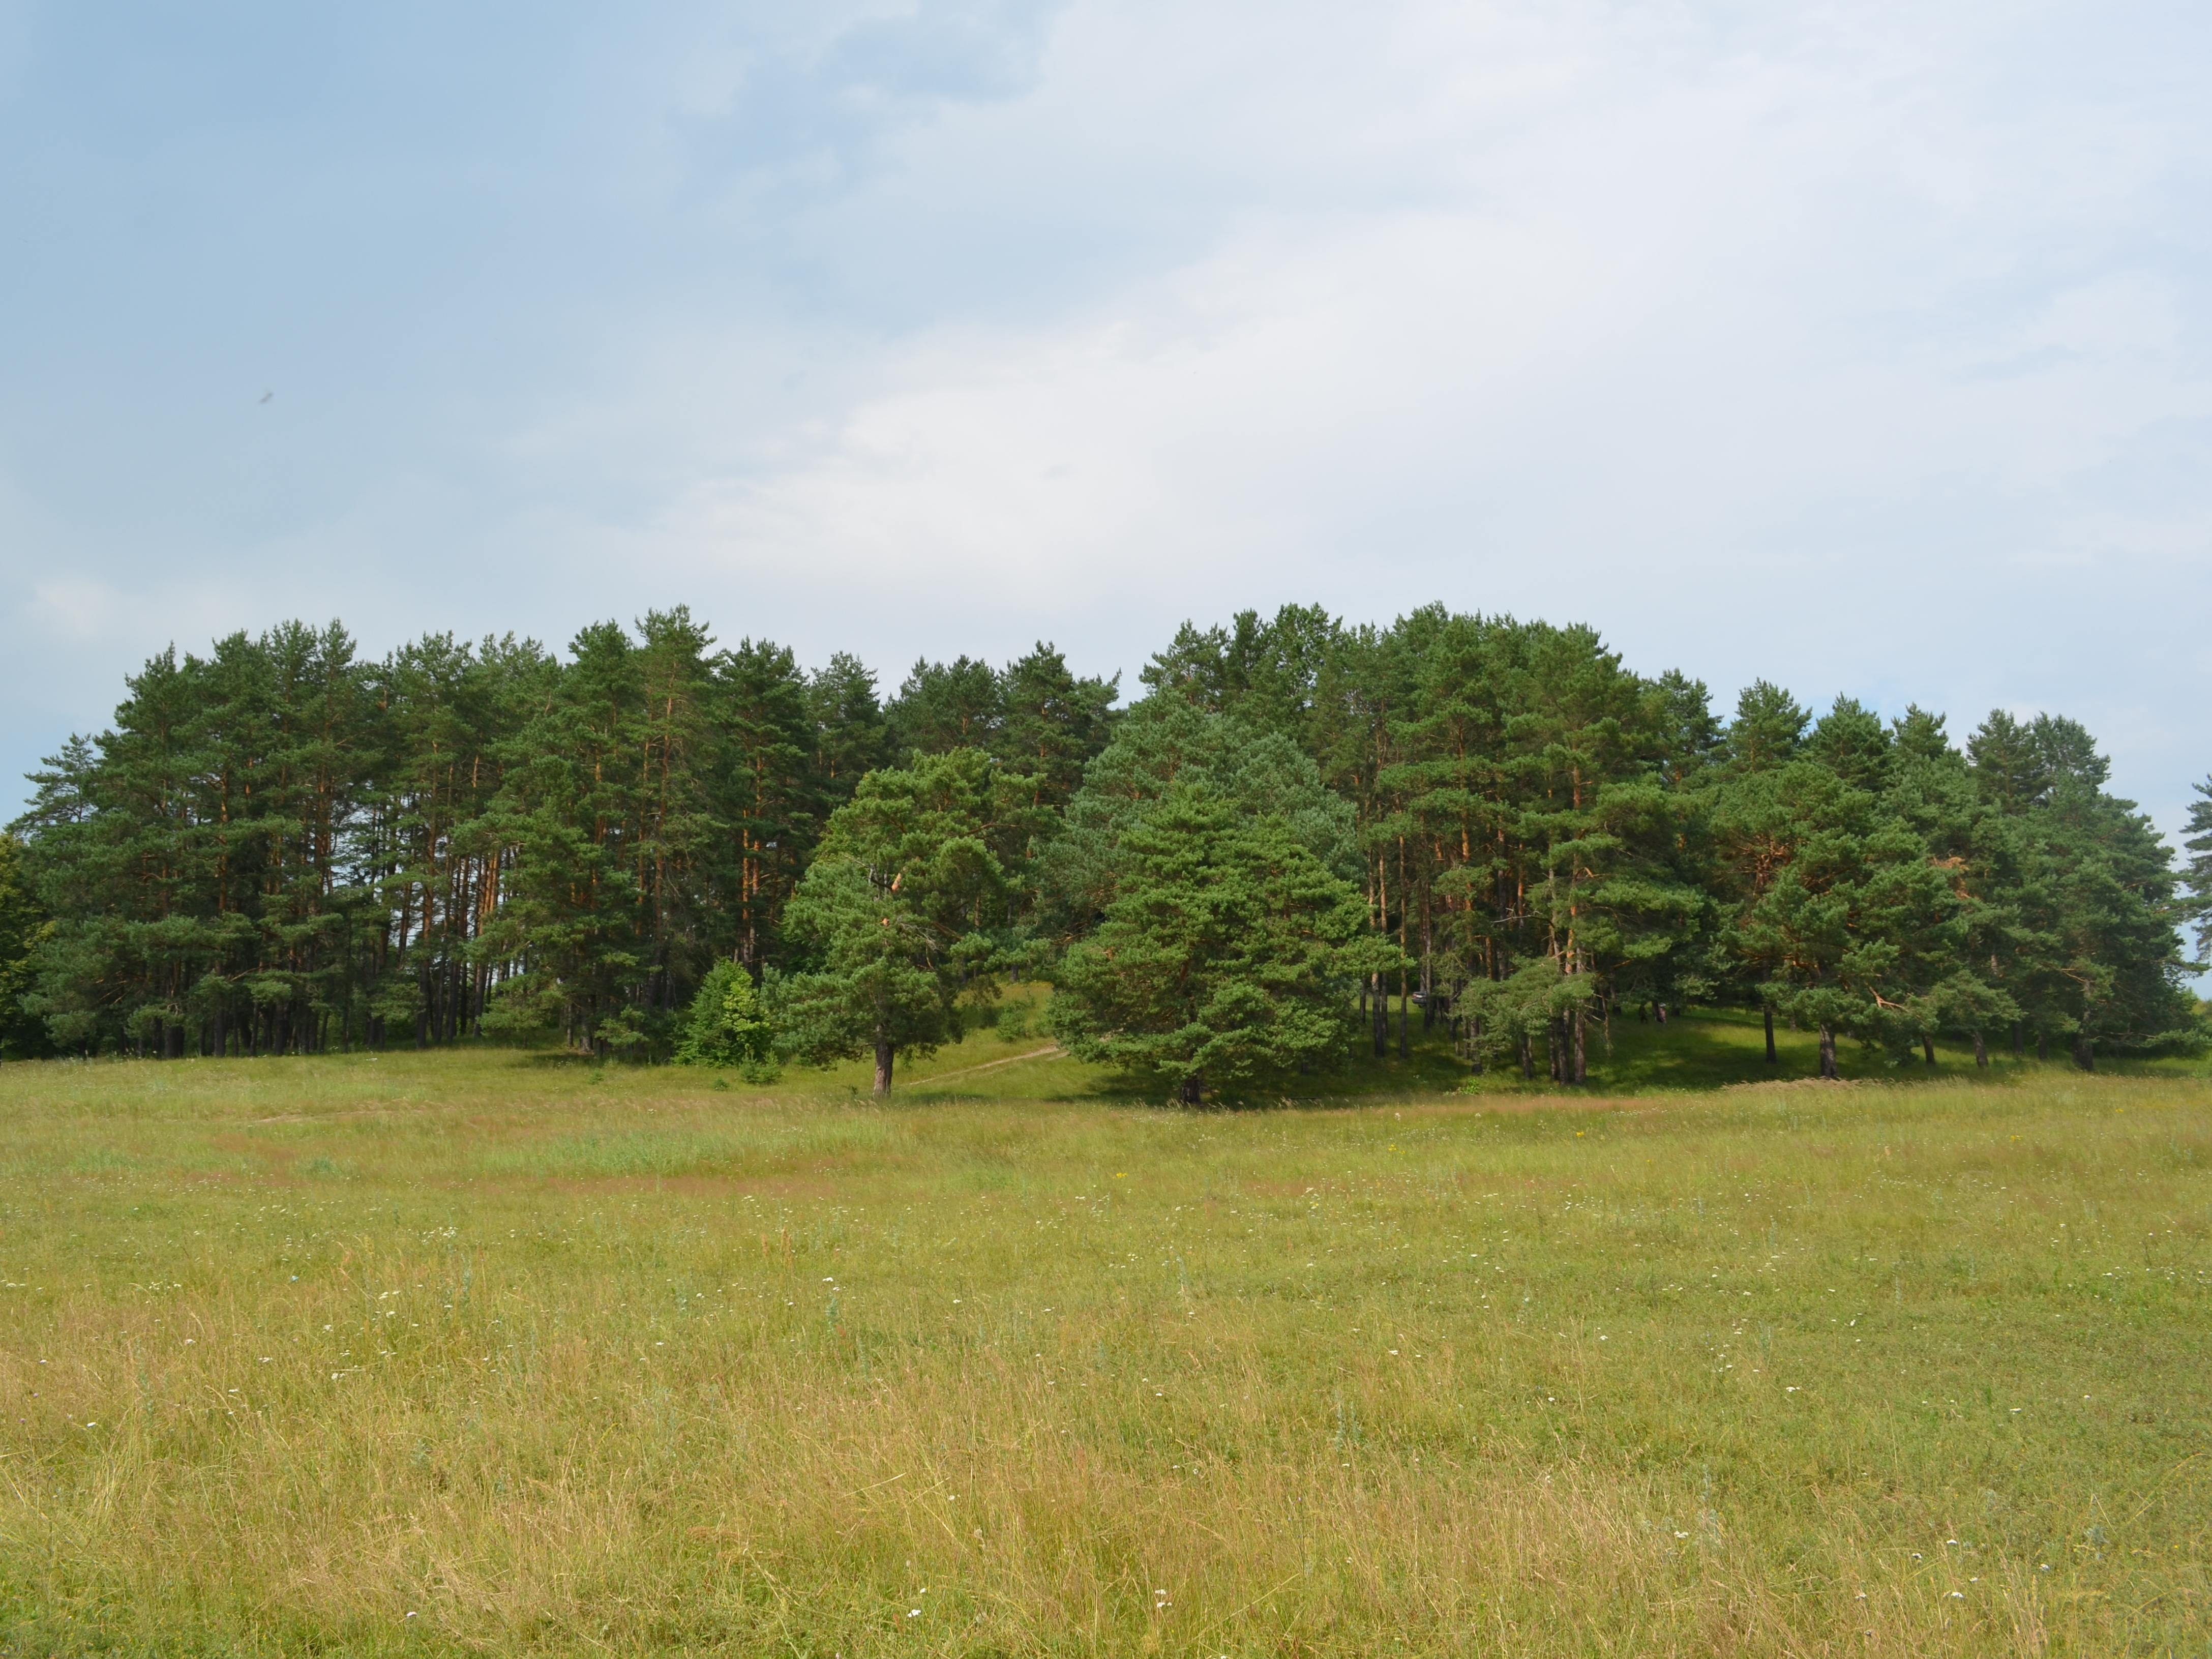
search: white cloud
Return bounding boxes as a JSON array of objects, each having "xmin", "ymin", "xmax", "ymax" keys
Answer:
[{"xmin": 569, "ymin": 0, "xmax": 2205, "ymax": 662}]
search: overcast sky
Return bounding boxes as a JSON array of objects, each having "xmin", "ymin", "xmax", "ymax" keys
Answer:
[{"xmin": 3, "ymin": 0, "xmax": 2208, "ymax": 845}]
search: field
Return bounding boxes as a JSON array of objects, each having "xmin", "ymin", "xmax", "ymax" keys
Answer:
[{"xmin": 2, "ymin": 1006, "xmax": 2209, "ymax": 1656}]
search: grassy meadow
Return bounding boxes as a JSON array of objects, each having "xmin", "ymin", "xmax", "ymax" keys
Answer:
[{"xmin": 2, "ymin": 1002, "xmax": 2209, "ymax": 1655}]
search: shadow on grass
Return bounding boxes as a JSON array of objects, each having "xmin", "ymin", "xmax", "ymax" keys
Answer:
[{"xmin": 455, "ymin": 988, "xmax": 2207, "ymax": 1108}]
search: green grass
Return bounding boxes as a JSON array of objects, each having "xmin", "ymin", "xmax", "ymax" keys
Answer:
[{"xmin": 1, "ymin": 1024, "xmax": 2208, "ymax": 1655}]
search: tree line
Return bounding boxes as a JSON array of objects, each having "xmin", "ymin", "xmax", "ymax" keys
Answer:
[{"xmin": 2, "ymin": 603, "xmax": 2205, "ymax": 1096}]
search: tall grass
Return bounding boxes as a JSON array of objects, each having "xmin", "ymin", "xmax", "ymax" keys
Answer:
[{"xmin": 0, "ymin": 1043, "xmax": 2206, "ymax": 1654}]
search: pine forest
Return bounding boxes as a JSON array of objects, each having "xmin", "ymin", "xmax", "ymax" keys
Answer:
[{"xmin": 3, "ymin": 602, "xmax": 2206, "ymax": 1098}]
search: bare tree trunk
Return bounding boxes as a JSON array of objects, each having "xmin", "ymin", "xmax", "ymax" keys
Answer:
[
  {"xmin": 1520, "ymin": 1031, "xmax": 1534, "ymax": 1081},
  {"xmin": 1372, "ymin": 974, "xmax": 1387, "ymax": 1057},
  {"xmin": 2011, "ymin": 1021, "xmax": 2023, "ymax": 1059},
  {"xmin": 1571, "ymin": 1009, "xmax": 1586, "ymax": 1085},
  {"xmin": 1179, "ymin": 1073, "xmax": 1203, "ymax": 1105},
  {"xmin": 1922, "ymin": 1034, "xmax": 1936, "ymax": 1066},
  {"xmin": 1972, "ymin": 1028, "xmax": 1988, "ymax": 1067},
  {"xmin": 874, "ymin": 1039, "xmax": 893, "ymax": 1095},
  {"xmin": 1420, "ymin": 926, "xmax": 1434, "ymax": 1029},
  {"xmin": 2074, "ymin": 1032, "xmax": 2095, "ymax": 1073},
  {"xmin": 2037, "ymin": 1028, "xmax": 2048, "ymax": 1062},
  {"xmin": 1818, "ymin": 1022, "xmax": 1838, "ymax": 1079},
  {"xmin": 1763, "ymin": 1003, "xmax": 1777, "ymax": 1065},
  {"xmin": 1398, "ymin": 970, "xmax": 1411, "ymax": 1060}
]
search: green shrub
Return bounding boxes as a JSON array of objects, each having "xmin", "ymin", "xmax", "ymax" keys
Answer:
[{"xmin": 674, "ymin": 961, "xmax": 776, "ymax": 1076}]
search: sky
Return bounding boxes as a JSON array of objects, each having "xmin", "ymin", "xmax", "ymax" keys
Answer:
[{"xmin": 2, "ymin": 0, "xmax": 2209, "ymax": 849}]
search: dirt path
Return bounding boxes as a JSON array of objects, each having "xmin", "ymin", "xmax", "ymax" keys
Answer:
[{"xmin": 909, "ymin": 1044, "xmax": 1066, "ymax": 1085}]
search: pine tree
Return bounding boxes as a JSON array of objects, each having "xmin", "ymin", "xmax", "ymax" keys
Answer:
[
  {"xmin": 885, "ymin": 657, "xmax": 1003, "ymax": 757},
  {"xmin": 713, "ymin": 636, "xmax": 817, "ymax": 970},
  {"xmin": 1965, "ymin": 712, "xmax": 2193, "ymax": 1065},
  {"xmin": 0, "ymin": 834, "xmax": 51, "ymax": 1058},
  {"xmin": 1037, "ymin": 695, "xmax": 1356, "ymax": 947},
  {"xmin": 1718, "ymin": 749, "xmax": 1961, "ymax": 1077},
  {"xmin": 1721, "ymin": 681, "xmax": 1810, "ymax": 776},
  {"xmin": 2181, "ymin": 777, "xmax": 2212, "ymax": 966},
  {"xmin": 777, "ymin": 749, "xmax": 1014, "ymax": 1091},
  {"xmin": 1138, "ymin": 603, "xmax": 1340, "ymax": 745},
  {"xmin": 995, "ymin": 642, "xmax": 1117, "ymax": 819},
  {"xmin": 1049, "ymin": 781, "xmax": 1391, "ymax": 1102},
  {"xmin": 1882, "ymin": 705, "xmax": 2014, "ymax": 1065},
  {"xmin": 2031, "ymin": 769, "xmax": 2191, "ymax": 1066},
  {"xmin": 809, "ymin": 653, "xmax": 891, "ymax": 810},
  {"xmin": 483, "ymin": 621, "xmax": 652, "ymax": 1054}
]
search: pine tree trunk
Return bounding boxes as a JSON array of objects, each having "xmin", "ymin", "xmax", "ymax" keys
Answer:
[
  {"xmin": 2074, "ymin": 1032, "xmax": 2095, "ymax": 1073},
  {"xmin": 1398, "ymin": 971, "xmax": 1410, "ymax": 1059},
  {"xmin": 1763, "ymin": 1004, "xmax": 1776, "ymax": 1065},
  {"xmin": 1922, "ymin": 1035, "xmax": 1936, "ymax": 1067},
  {"xmin": 874, "ymin": 1039, "xmax": 893, "ymax": 1095},
  {"xmin": 2011, "ymin": 1021, "xmax": 2023, "ymax": 1059},
  {"xmin": 1180, "ymin": 1073, "xmax": 1203, "ymax": 1106},
  {"xmin": 1818, "ymin": 1022, "xmax": 1837, "ymax": 1079},
  {"xmin": 1520, "ymin": 1031, "xmax": 1534, "ymax": 1080},
  {"xmin": 1571, "ymin": 1009, "xmax": 1586, "ymax": 1085},
  {"xmin": 1372, "ymin": 974, "xmax": 1387, "ymax": 1057},
  {"xmin": 1972, "ymin": 1028, "xmax": 1987, "ymax": 1067},
  {"xmin": 2037, "ymin": 1028, "xmax": 2048, "ymax": 1062}
]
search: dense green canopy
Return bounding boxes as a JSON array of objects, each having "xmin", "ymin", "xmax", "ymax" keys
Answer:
[
  {"xmin": 3, "ymin": 601, "xmax": 2199, "ymax": 1086},
  {"xmin": 776, "ymin": 748, "xmax": 1019, "ymax": 1092}
]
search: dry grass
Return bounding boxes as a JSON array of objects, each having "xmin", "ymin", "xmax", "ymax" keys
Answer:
[{"xmin": 0, "ymin": 1044, "xmax": 2207, "ymax": 1655}]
